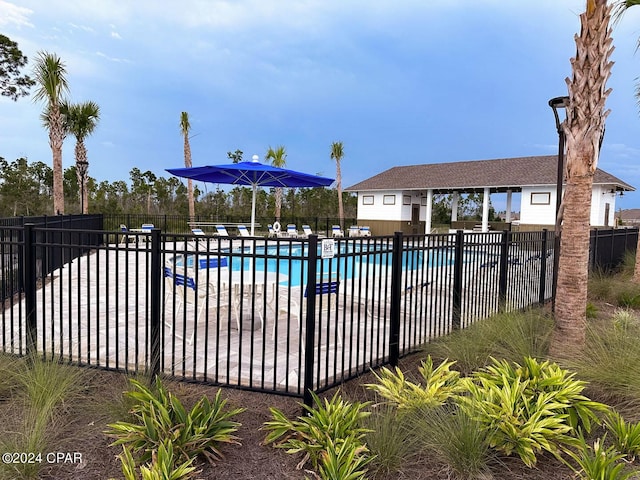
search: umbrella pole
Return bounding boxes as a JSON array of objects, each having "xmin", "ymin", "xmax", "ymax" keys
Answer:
[{"xmin": 251, "ymin": 184, "xmax": 257, "ymax": 236}]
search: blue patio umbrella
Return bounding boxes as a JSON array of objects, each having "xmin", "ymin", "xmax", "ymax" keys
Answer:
[{"xmin": 167, "ymin": 156, "xmax": 334, "ymax": 235}]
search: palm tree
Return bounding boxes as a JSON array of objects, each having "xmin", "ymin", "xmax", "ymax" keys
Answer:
[
  {"xmin": 551, "ymin": 0, "xmax": 619, "ymax": 355},
  {"xmin": 63, "ymin": 101, "xmax": 100, "ymax": 213},
  {"xmin": 180, "ymin": 112, "xmax": 195, "ymax": 220},
  {"xmin": 32, "ymin": 52, "xmax": 69, "ymax": 215},
  {"xmin": 265, "ymin": 145, "xmax": 287, "ymax": 221},
  {"xmin": 330, "ymin": 141, "xmax": 344, "ymax": 229}
]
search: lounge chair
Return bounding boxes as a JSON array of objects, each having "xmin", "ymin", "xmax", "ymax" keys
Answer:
[
  {"xmin": 331, "ymin": 225, "xmax": 344, "ymax": 238},
  {"xmin": 141, "ymin": 223, "xmax": 154, "ymax": 232},
  {"xmin": 286, "ymin": 224, "xmax": 299, "ymax": 238},
  {"xmin": 214, "ymin": 225, "xmax": 229, "ymax": 237},
  {"xmin": 237, "ymin": 225, "xmax": 251, "ymax": 237},
  {"xmin": 188, "ymin": 228, "xmax": 209, "ymax": 250},
  {"xmin": 348, "ymin": 226, "xmax": 360, "ymax": 237},
  {"xmin": 359, "ymin": 226, "xmax": 371, "ymax": 237},
  {"xmin": 267, "ymin": 224, "xmax": 276, "ymax": 238},
  {"xmin": 301, "ymin": 225, "xmax": 313, "ymax": 237}
]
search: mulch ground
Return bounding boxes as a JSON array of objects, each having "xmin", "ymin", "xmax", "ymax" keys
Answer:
[{"xmin": 14, "ymin": 351, "xmax": 576, "ymax": 480}]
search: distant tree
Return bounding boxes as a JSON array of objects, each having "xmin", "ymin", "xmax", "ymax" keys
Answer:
[
  {"xmin": 62, "ymin": 101, "xmax": 100, "ymax": 213},
  {"xmin": 180, "ymin": 112, "xmax": 195, "ymax": 220},
  {"xmin": 265, "ymin": 145, "xmax": 287, "ymax": 221},
  {"xmin": 0, "ymin": 34, "xmax": 35, "ymax": 101},
  {"xmin": 130, "ymin": 167, "xmax": 157, "ymax": 214},
  {"xmin": 330, "ymin": 141, "xmax": 344, "ymax": 229},
  {"xmin": 227, "ymin": 149, "xmax": 243, "ymax": 163},
  {"xmin": 33, "ymin": 51, "xmax": 69, "ymax": 215}
]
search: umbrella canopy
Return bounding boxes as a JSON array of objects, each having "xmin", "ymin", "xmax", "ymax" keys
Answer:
[{"xmin": 167, "ymin": 157, "xmax": 334, "ymax": 235}]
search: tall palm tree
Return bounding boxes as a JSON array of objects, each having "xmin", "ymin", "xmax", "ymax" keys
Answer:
[
  {"xmin": 330, "ymin": 141, "xmax": 344, "ymax": 229},
  {"xmin": 551, "ymin": 0, "xmax": 617, "ymax": 355},
  {"xmin": 180, "ymin": 112, "xmax": 195, "ymax": 220},
  {"xmin": 63, "ymin": 101, "xmax": 100, "ymax": 214},
  {"xmin": 32, "ymin": 51, "xmax": 69, "ymax": 215},
  {"xmin": 265, "ymin": 145, "xmax": 287, "ymax": 221}
]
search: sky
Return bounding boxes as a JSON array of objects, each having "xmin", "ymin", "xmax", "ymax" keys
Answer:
[{"xmin": 1, "ymin": 0, "xmax": 640, "ymax": 212}]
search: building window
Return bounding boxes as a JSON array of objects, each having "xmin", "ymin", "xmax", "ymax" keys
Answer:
[
  {"xmin": 530, "ymin": 192, "xmax": 551, "ymax": 205},
  {"xmin": 383, "ymin": 195, "xmax": 396, "ymax": 205},
  {"xmin": 403, "ymin": 195, "xmax": 411, "ymax": 205},
  {"xmin": 362, "ymin": 195, "xmax": 374, "ymax": 205}
]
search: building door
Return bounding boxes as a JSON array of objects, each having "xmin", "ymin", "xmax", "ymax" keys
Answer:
[{"xmin": 411, "ymin": 204, "xmax": 420, "ymax": 234}]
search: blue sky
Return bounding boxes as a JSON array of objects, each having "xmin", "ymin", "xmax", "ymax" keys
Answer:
[{"xmin": 1, "ymin": 0, "xmax": 640, "ymax": 211}]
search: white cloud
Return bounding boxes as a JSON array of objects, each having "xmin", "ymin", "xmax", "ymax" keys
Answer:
[
  {"xmin": 95, "ymin": 51, "xmax": 130, "ymax": 64},
  {"xmin": 110, "ymin": 31, "xmax": 121, "ymax": 40},
  {"xmin": 0, "ymin": 0, "xmax": 33, "ymax": 28}
]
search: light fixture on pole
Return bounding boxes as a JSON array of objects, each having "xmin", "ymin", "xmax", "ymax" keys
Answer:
[
  {"xmin": 76, "ymin": 160, "xmax": 89, "ymax": 214},
  {"xmin": 548, "ymin": 96, "xmax": 569, "ymax": 220},
  {"xmin": 548, "ymin": 96, "xmax": 569, "ymax": 310}
]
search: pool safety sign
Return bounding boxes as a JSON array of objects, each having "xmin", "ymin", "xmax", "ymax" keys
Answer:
[{"xmin": 321, "ymin": 239, "xmax": 336, "ymax": 259}]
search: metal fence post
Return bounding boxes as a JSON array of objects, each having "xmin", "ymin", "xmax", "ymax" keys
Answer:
[
  {"xmin": 149, "ymin": 228, "xmax": 162, "ymax": 380},
  {"xmin": 389, "ymin": 231, "xmax": 403, "ymax": 367},
  {"xmin": 498, "ymin": 230, "xmax": 509, "ymax": 311},
  {"xmin": 303, "ymin": 235, "xmax": 318, "ymax": 408},
  {"xmin": 24, "ymin": 223, "xmax": 37, "ymax": 357},
  {"xmin": 452, "ymin": 230, "xmax": 464, "ymax": 330},
  {"xmin": 536, "ymin": 230, "xmax": 547, "ymax": 304}
]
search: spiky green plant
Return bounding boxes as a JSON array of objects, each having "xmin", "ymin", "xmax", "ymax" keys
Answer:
[
  {"xmin": 262, "ymin": 390, "xmax": 371, "ymax": 474},
  {"xmin": 564, "ymin": 434, "xmax": 637, "ymax": 480},
  {"xmin": 364, "ymin": 357, "xmax": 464, "ymax": 409},
  {"xmin": 316, "ymin": 436, "xmax": 372, "ymax": 480},
  {"xmin": 604, "ymin": 411, "xmax": 640, "ymax": 461},
  {"xmin": 118, "ymin": 441, "xmax": 197, "ymax": 480},
  {"xmin": 106, "ymin": 377, "xmax": 244, "ymax": 465},
  {"xmin": 458, "ymin": 357, "xmax": 608, "ymax": 467}
]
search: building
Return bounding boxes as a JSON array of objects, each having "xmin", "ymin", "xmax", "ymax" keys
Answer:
[{"xmin": 345, "ymin": 155, "xmax": 634, "ymax": 235}]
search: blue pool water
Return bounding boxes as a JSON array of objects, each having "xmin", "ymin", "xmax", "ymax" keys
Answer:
[{"xmin": 176, "ymin": 244, "xmax": 463, "ymax": 288}]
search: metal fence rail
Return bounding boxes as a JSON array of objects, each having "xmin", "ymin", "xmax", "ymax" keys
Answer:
[{"xmin": 0, "ymin": 222, "xmax": 636, "ymax": 405}]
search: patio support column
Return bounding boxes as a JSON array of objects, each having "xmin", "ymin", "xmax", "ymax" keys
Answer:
[
  {"xmin": 451, "ymin": 191, "xmax": 459, "ymax": 222},
  {"xmin": 481, "ymin": 187, "xmax": 490, "ymax": 232},
  {"xmin": 505, "ymin": 189, "xmax": 512, "ymax": 223},
  {"xmin": 425, "ymin": 189, "xmax": 433, "ymax": 234}
]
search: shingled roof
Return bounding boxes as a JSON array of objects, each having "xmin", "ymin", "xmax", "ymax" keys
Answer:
[{"xmin": 345, "ymin": 155, "xmax": 634, "ymax": 193}]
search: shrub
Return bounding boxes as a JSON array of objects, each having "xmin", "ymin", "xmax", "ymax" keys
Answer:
[
  {"xmin": 616, "ymin": 283, "xmax": 640, "ymax": 309},
  {"xmin": 364, "ymin": 356, "xmax": 464, "ymax": 409},
  {"xmin": 458, "ymin": 357, "xmax": 608, "ymax": 467},
  {"xmin": 262, "ymin": 390, "xmax": 371, "ymax": 477},
  {"xmin": 586, "ymin": 302, "xmax": 598, "ymax": 319},
  {"xmin": 106, "ymin": 377, "xmax": 244, "ymax": 465}
]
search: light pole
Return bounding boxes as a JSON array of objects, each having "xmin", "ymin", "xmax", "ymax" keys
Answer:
[
  {"xmin": 77, "ymin": 160, "xmax": 89, "ymax": 214},
  {"xmin": 548, "ymin": 96, "xmax": 569, "ymax": 310}
]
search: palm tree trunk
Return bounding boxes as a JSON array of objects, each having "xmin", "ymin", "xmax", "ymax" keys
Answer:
[
  {"xmin": 184, "ymin": 135, "xmax": 194, "ymax": 220},
  {"xmin": 50, "ymin": 104, "xmax": 65, "ymax": 215},
  {"xmin": 337, "ymin": 161, "xmax": 344, "ymax": 229},
  {"xmin": 275, "ymin": 187, "xmax": 282, "ymax": 221},
  {"xmin": 550, "ymin": 0, "xmax": 613, "ymax": 356}
]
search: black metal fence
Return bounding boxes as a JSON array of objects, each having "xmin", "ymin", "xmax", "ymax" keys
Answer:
[{"xmin": 0, "ymin": 221, "xmax": 636, "ymax": 405}]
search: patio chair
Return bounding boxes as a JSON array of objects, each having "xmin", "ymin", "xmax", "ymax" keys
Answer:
[
  {"xmin": 237, "ymin": 225, "xmax": 251, "ymax": 237},
  {"xmin": 119, "ymin": 224, "xmax": 134, "ymax": 244},
  {"xmin": 359, "ymin": 226, "xmax": 372, "ymax": 237},
  {"xmin": 331, "ymin": 225, "xmax": 344, "ymax": 238},
  {"xmin": 301, "ymin": 225, "xmax": 313, "ymax": 237},
  {"xmin": 348, "ymin": 225, "xmax": 360, "ymax": 237},
  {"xmin": 267, "ymin": 224, "xmax": 276, "ymax": 238},
  {"xmin": 275, "ymin": 279, "xmax": 341, "ymax": 346},
  {"xmin": 286, "ymin": 224, "xmax": 299, "ymax": 238},
  {"xmin": 165, "ymin": 262, "xmax": 234, "ymax": 345},
  {"xmin": 214, "ymin": 225, "xmax": 230, "ymax": 237}
]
